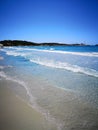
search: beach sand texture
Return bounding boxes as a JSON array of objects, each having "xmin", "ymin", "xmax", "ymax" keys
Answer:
[
  {"xmin": 0, "ymin": 80, "xmax": 57, "ymax": 130},
  {"xmin": 0, "ymin": 79, "xmax": 98, "ymax": 130},
  {"xmin": 0, "ymin": 48, "xmax": 98, "ymax": 130}
]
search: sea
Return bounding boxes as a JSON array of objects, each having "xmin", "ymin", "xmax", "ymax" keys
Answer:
[{"xmin": 0, "ymin": 45, "xmax": 98, "ymax": 130}]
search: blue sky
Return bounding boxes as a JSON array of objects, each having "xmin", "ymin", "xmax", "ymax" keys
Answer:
[{"xmin": 0, "ymin": 0, "xmax": 98, "ymax": 44}]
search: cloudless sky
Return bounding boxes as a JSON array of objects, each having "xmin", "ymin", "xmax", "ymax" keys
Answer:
[{"xmin": 0, "ymin": 0, "xmax": 98, "ymax": 44}]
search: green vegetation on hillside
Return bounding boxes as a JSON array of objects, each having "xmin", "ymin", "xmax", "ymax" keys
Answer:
[{"xmin": 0, "ymin": 40, "xmax": 92, "ymax": 46}]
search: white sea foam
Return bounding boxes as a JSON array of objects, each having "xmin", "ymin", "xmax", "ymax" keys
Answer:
[
  {"xmin": 0, "ymin": 71, "xmax": 32, "ymax": 99},
  {"xmin": 30, "ymin": 58, "xmax": 98, "ymax": 78},
  {"xmin": 2, "ymin": 47, "xmax": 98, "ymax": 57},
  {"xmin": 0, "ymin": 71, "xmax": 8, "ymax": 78},
  {"xmin": 9, "ymin": 47, "xmax": 98, "ymax": 57},
  {"xmin": 5, "ymin": 51, "xmax": 28, "ymax": 57},
  {"xmin": 2, "ymin": 47, "xmax": 98, "ymax": 77},
  {"xmin": 50, "ymin": 48, "xmax": 54, "ymax": 51},
  {"xmin": 0, "ymin": 71, "xmax": 61, "ymax": 130},
  {"xmin": 32, "ymin": 49, "xmax": 98, "ymax": 57},
  {"xmin": 3, "ymin": 47, "xmax": 98, "ymax": 57}
]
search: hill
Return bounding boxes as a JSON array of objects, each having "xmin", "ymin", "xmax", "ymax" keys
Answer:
[{"xmin": 0, "ymin": 40, "xmax": 87, "ymax": 46}]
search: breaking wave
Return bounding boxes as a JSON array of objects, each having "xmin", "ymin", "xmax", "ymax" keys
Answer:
[
  {"xmin": 30, "ymin": 58, "xmax": 98, "ymax": 77},
  {"xmin": 26, "ymin": 48, "xmax": 98, "ymax": 57},
  {"xmin": 0, "ymin": 71, "xmax": 31, "ymax": 99},
  {"xmin": 2, "ymin": 47, "xmax": 98, "ymax": 78},
  {"xmin": 2, "ymin": 47, "xmax": 98, "ymax": 57}
]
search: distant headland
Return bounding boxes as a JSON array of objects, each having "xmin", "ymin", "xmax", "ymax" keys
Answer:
[{"xmin": 0, "ymin": 40, "xmax": 97, "ymax": 47}]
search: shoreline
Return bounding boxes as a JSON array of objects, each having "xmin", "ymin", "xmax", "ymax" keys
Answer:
[
  {"xmin": 0, "ymin": 80, "xmax": 57, "ymax": 130},
  {"xmin": 0, "ymin": 79, "xmax": 98, "ymax": 130},
  {"xmin": 0, "ymin": 48, "xmax": 98, "ymax": 130}
]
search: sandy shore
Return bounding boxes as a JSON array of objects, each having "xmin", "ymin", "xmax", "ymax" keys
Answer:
[
  {"xmin": 0, "ymin": 51, "xmax": 98, "ymax": 130},
  {"xmin": 0, "ymin": 80, "xmax": 57, "ymax": 130}
]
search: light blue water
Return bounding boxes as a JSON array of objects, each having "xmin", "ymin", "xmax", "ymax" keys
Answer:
[
  {"xmin": 0, "ymin": 46, "xmax": 98, "ymax": 108},
  {"xmin": 0, "ymin": 45, "xmax": 98, "ymax": 130},
  {"xmin": 2, "ymin": 45, "xmax": 98, "ymax": 72}
]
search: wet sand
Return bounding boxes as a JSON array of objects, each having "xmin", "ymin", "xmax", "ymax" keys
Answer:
[
  {"xmin": 0, "ymin": 51, "xmax": 98, "ymax": 130},
  {"xmin": 0, "ymin": 79, "xmax": 98, "ymax": 130},
  {"xmin": 0, "ymin": 80, "xmax": 57, "ymax": 130}
]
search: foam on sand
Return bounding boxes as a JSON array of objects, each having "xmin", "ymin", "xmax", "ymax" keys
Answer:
[
  {"xmin": 0, "ymin": 71, "xmax": 62, "ymax": 130},
  {"xmin": 0, "ymin": 83, "xmax": 57, "ymax": 130}
]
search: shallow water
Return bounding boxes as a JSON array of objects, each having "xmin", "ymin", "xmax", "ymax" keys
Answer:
[{"xmin": 0, "ymin": 46, "xmax": 98, "ymax": 130}]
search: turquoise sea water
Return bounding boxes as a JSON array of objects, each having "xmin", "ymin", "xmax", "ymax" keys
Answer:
[
  {"xmin": 0, "ymin": 46, "xmax": 98, "ymax": 105},
  {"xmin": 0, "ymin": 45, "xmax": 98, "ymax": 130}
]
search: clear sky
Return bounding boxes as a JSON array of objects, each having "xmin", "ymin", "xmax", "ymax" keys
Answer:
[{"xmin": 0, "ymin": 0, "xmax": 98, "ymax": 44}]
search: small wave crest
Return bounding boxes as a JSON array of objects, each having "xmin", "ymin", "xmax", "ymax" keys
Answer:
[
  {"xmin": 2, "ymin": 47, "xmax": 98, "ymax": 77},
  {"xmin": 3, "ymin": 47, "xmax": 98, "ymax": 57},
  {"xmin": 6, "ymin": 51, "xmax": 26, "ymax": 57},
  {"xmin": 0, "ymin": 71, "xmax": 32, "ymax": 99},
  {"xmin": 14, "ymin": 47, "xmax": 98, "ymax": 57},
  {"xmin": 0, "ymin": 71, "xmax": 61, "ymax": 130},
  {"xmin": 30, "ymin": 58, "xmax": 98, "ymax": 78},
  {"xmin": 32, "ymin": 49, "xmax": 98, "ymax": 57}
]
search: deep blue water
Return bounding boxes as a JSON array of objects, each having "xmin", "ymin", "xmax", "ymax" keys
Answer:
[{"xmin": 33, "ymin": 45, "xmax": 98, "ymax": 52}]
